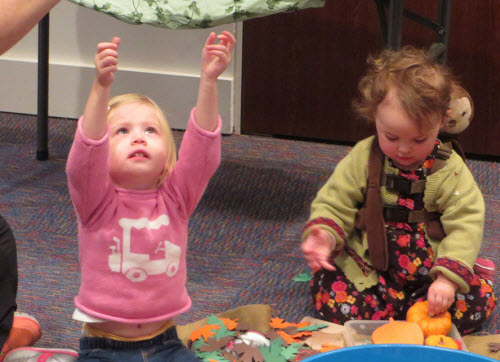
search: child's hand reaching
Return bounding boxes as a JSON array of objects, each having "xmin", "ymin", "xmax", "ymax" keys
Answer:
[
  {"xmin": 427, "ymin": 272, "xmax": 458, "ymax": 316},
  {"xmin": 82, "ymin": 37, "xmax": 120, "ymax": 140},
  {"xmin": 301, "ymin": 226, "xmax": 336, "ymax": 272},
  {"xmin": 94, "ymin": 37, "xmax": 120, "ymax": 88},
  {"xmin": 200, "ymin": 31, "xmax": 235, "ymax": 82}
]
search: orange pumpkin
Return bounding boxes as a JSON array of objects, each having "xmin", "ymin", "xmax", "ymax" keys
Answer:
[
  {"xmin": 406, "ymin": 301, "xmax": 452, "ymax": 337},
  {"xmin": 372, "ymin": 318, "xmax": 424, "ymax": 345},
  {"xmin": 425, "ymin": 335, "xmax": 459, "ymax": 349}
]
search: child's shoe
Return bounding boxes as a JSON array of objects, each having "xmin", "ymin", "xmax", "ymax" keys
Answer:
[
  {"xmin": 474, "ymin": 258, "xmax": 495, "ymax": 280},
  {"xmin": 0, "ymin": 312, "xmax": 41, "ymax": 361},
  {"xmin": 4, "ymin": 347, "xmax": 78, "ymax": 362}
]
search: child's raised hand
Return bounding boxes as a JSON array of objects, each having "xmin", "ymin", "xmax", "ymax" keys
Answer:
[
  {"xmin": 301, "ymin": 226, "xmax": 336, "ymax": 272},
  {"xmin": 94, "ymin": 37, "xmax": 120, "ymax": 87},
  {"xmin": 427, "ymin": 273, "xmax": 458, "ymax": 316},
  {"xmin": 200, "ymin": 31, "xmax": 235, "ymax": 81}
]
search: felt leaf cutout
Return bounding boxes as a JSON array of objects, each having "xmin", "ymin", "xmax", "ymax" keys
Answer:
[
  {"xmin": 319, "ymin": 343, "xmax": 341, "ymax": 352},
  {"xmin": 280, "ymin": 342, "xmax": 301, "ymax": 360},
  {"xmin": 297, "ymin": 323, "xmax": 329, "ymax": 332},
  {"xmin": 291, "ymin": 331, "xmax": 312, "ymax": 339},
  {"xmin": 198, "ymin": 336, "xmax": 233, "ymax": 352},
  {"xmin": 196, "ymin": 350, "xmax": 229, "ymax": 362},
  {"xmin": 264, "ymin": 329, "xmax": 282, "ymax": 343},
  {"xmin": 295, "ymin": 349, "xmax": 322, "ymax": 361},
  {"xmin": 259, "ymin": 338, "xmax": 287, "ymax": 362},
  {"xmin": 232, "ymin": 343, "xmax": 265, "ymax": 362},
  {"xmin": 214, "ymin": 325, "xmax": 235, "ymax": 340},
  {"xmin": 276, "ymin": 330, "xmax": 298, "ymax": 345},
  {"xmin": 190, "ymin": 324, "xmax": 220, "ymax": 341},
  {"xmin": 207, "ymin": 315, "xmax": 224, "ymax": 327},
  {"xmin": 489, "ymin": 342, "xmax": 500, "ymax": 352},
  {"xmin": 293, "ymin": 321, "xmax": 310, "ymax": 329},
  {"xmin": 192, "ymin": 338, "xmax": 208, "ymax": 350},
  {"xmin": 221, "ymin": 318, "xmax": 238, "ymax": 331},
  {"xmin": 220, "ymin": 318, "xmax": 238, "ymax": 330},
  {"xmin": 293, "ymin": 273, "xmax": 313, "ymax": 282},
  {"xmin": 282, "ymin": 327, "xmax": 299, "ymax": 335},
  {"xmin": 220, "ymin": 351, "xmax": 236, "ymax": 360},
  {"xmin": 270, "ymin": 317, "xmax": 292, "ymax": 329}
]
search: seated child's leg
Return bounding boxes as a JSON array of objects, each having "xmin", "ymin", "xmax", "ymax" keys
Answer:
[
  {"xmin": 0, "ymin": 214, "xmax": 18, "ymax": 357},
  {"xmin": 451, "ymin": 274, "xmax": 496, "ymax": 335},
  {"xmin": 78, "ymin": 326, "xmax": 198, "ymax": 362},
  {"xmin": 0, "ymin": 313, "xmax": 42, "ymax": 360},
  {"xmin": 4, "ymin": 347, "xmax": 77, "ymax": 362},
  {"xmin": 0, "ymin": 216, "xmax": 42, "ymax": 361},
  {"xmin": 311, "ymin": 268, "xmax": 401, "ymax": 324}
]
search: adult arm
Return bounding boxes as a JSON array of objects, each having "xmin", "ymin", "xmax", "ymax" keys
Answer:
[{"xmin": 0, "ymin": 0, "xmax": 60, "ymax": 55}]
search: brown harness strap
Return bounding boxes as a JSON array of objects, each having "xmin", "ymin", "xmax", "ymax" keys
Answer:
[
  {"xmin": 355, "ymin": 138, "xmax": 452, "ymax": 271},
  {"xmin": 361, "ymin": 137, "xmax": 389, "ymax": 271}
]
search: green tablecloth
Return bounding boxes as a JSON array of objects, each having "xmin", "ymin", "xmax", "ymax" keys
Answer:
[{"xmin": 66, "ymin": 0, "xmax": 326, "ymax": 29}]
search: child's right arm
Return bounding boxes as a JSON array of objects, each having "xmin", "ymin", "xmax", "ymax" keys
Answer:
[
  {"xmin": 82, "ymin": 37, "xmax": 120, "ymax": 140},
  {"xmin": 66, "ymin": 38, "xmax": 120, "ymax": 226},
  {"xmin": 301, "ymin": 226, "xmax": 336, "ymax": 272}
]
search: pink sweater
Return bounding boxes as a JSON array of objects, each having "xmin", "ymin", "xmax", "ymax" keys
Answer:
[{"xmin": 66, "ymin": 108, "xmax": 221, "ymax": 323}]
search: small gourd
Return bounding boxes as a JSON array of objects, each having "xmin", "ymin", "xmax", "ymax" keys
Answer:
[
  {"xmin": 406, "ymin": 301, "xmax": 452, "ymax": 337},
  {"xmin": 425, "ymin": 334, "xmax": 459, "ymax": 349},
  {"xmin": 371, "ymin": 318, "xmax": 424, "ymax": 345}
]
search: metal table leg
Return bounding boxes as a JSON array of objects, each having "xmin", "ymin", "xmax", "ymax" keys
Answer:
[
  {"xmin": 373, "ymin": 0, "xmax": 452, "ymax": 63},
  {"xmin": 36, "ymin": 14, "xmax": 49, "ymax": 161},
  {"xmin": 387, "ymin": 0, "xmax": 405, "ymax": 50}
]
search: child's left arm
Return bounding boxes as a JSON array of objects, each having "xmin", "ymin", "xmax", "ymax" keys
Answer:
[
  {"xmin": 195, "ymin": 31, "xmax": 235, "ymax": 131},
  {"xmin": 426, "ymin": 156, "xmax": 485, "ymax": 314}
]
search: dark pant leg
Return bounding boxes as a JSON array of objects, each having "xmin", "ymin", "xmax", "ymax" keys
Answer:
[
  {"xmin": 0, "ymin": 214, "xmax": 17, "ymax": 350},
  {"xmin": 451, "ymin": 274, "xmax": 496, "ymax": 335},
  {"xmin": 78, "ymin": 327, "xmax": 200, "ymax": 362},
  {"xmin": 310, "ymin": 268, "xmax": 392, "ymax": 324}
]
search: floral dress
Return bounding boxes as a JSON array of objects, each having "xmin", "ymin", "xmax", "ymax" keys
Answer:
[{"xmin": 310, "ymin": 142, "xmax": 496, "ymax": 335}]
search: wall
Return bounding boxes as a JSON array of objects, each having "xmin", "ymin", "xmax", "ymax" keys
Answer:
[{"xmin": 0, "ymin": 1, "xmax": 242, "ymax": 134}]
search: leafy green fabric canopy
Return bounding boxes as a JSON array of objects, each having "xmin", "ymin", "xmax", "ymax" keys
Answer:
[{"xmin": 66, "ymin": 0, "xmax": 327, "ymax": 29}]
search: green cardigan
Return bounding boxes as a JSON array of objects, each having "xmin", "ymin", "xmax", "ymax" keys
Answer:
[{"xmin": 303, "ymin": 136, "xmax": 484, "ymax": 293}]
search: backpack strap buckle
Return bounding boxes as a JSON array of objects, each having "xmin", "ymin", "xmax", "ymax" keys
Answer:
[{"xmin": 383, "ymin": 174, "xmax": 426, "ymax": 194}]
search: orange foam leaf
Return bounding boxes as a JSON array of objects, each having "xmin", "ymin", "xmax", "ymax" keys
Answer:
[
  {"xmin": 319, "ymin": 343, "xmax": 341, "ymax": 352},
  {"xmin": 220, "ymin": 318, "xmax": 238, "ymax": 330},
  {"xmin": 270, "ymin": 317, "xmax": 292, "ymax": 329},
  {"xmin": 277, "ymin": 330, "xmax": 298, "ymax": 345},
  {"xmin": 189, "ymin": 324, "xmax": 220, "ymax": 341}
]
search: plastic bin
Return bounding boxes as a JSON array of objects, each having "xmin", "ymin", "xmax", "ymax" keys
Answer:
[
  {"xmin": 343, "ymin": 320, "xmax": 467, "ymax": 351},
  {"xmin": 303, "ymin": 344, "xmax": 496, "ymax": 362}
]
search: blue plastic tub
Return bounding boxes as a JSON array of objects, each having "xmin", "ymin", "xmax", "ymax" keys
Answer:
[{"xmin": 303, "ymin": 344, "xmax": 497, "ymax": 361}]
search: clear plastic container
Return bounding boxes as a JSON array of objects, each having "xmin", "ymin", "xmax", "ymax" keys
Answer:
[{"xmin": 343, "ymin": 320, "xmax": 467, "ymax": 351}]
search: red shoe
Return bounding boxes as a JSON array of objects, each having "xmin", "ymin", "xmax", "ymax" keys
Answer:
[
  {"xmin": 0, "ymin": 312, "xmax": 41, "ymax": 361},
  {"xmin": 4, "ymin": 347, "xmax": 78, "ymax": 362},
  {"xmin": 474, "ymin": 258, "xmax": 495, "ymax": 280}
]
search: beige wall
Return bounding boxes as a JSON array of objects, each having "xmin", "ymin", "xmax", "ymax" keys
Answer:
[{"xmin": 0, "ymin": 1, "xmax": 242, "ymax": 134}]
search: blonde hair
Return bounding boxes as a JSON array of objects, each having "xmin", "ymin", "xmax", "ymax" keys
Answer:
[
  {"xmin": 108, "ymin": 93, "xmax": 177, "ymax": 187},
  {"xmin": 353, "ymin": 46, "xmax": 455, "ymax": 131}
]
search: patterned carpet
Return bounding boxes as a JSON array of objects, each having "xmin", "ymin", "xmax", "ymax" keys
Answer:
[{"xmin": 0, "ymin": 112, "xmax": 498, "ymax": 351}]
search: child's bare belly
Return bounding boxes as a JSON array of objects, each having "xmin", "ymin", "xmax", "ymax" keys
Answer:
[{"xmin": 89, "ymin": 319, "xmax": 173, "ymax": 339}]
